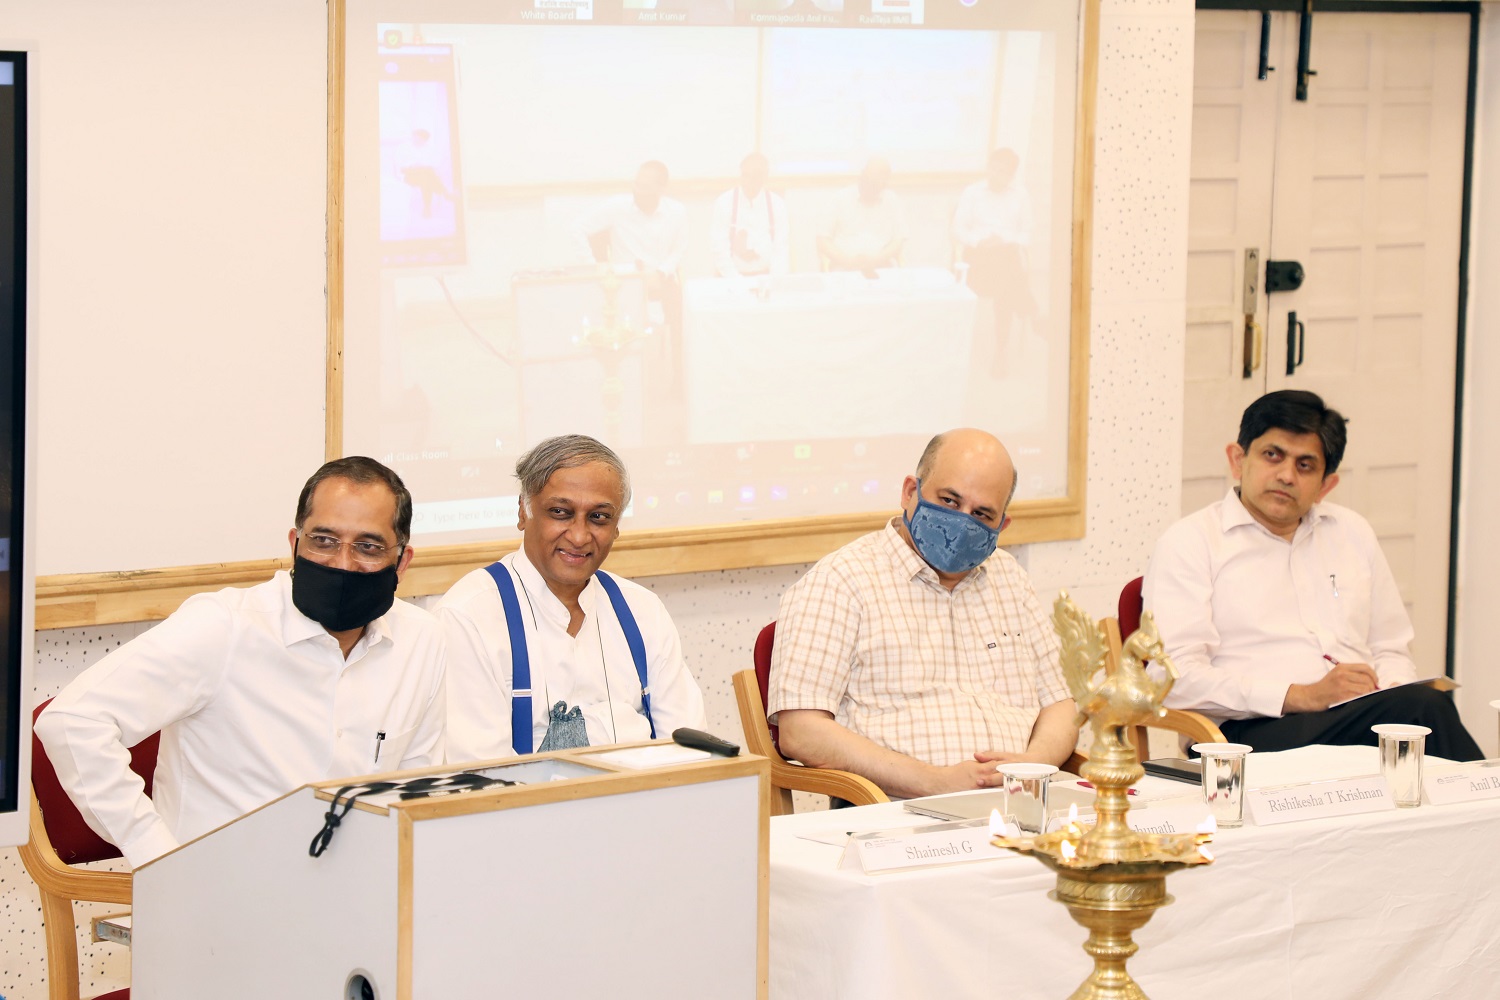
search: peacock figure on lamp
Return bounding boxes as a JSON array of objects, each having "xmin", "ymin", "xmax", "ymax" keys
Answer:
[{"xmin": 992, "ymin": 592, "xmax": 1214, "ymax": 999}]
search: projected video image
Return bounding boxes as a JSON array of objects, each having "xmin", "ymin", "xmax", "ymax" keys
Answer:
[
  {"xmin": 342, "ymin": 3, "xmax": 1078, "ymax": 542},
  {"xmin": 378, "ymin": 46, "xmax": 465, "ymax": 266}
]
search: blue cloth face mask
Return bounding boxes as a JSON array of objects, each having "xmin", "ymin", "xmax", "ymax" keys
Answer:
[{"xmin": 902, "ymin": 478, "xmax": 1005, "ymax": 575}]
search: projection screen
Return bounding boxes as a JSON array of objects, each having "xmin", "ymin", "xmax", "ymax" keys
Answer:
[{"xmin": 338, "ymin": 0, "xmax": 1091, "ymax": 577}]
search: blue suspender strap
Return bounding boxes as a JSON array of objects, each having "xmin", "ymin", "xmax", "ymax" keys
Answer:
[
  {"xmin": 482, "ymin": 561, "xmax": 534, "ymax": 755},
  {"xmin": 594, "ymin": 571, "xmax": 655, "ymax": 739}
]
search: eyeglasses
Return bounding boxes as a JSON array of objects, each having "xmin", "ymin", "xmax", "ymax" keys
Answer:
[{"xmin": 298, "ymin": 531, "xmax": 398, "ymax": 567}]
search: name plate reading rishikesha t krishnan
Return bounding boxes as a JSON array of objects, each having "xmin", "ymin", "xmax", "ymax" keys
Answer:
[
  {"xmin": 1245, "ymin": 773, "xmax": 1396, "ymax": 826},
  {"xmin": 1422, "ymin": 761, "xmax": 1500, "ymax": 806},
  {"xmin": 841, "ymin": 818, "xmax": 1016, "ymax": 874}
]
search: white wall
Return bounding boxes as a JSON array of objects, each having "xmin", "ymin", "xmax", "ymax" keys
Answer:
[
  {"xmin": 1026, "ymin": 1, "xmax": 1194, "ymax": 611},
  {"xmin": 6, "ymin": 0, "xmax": 328, "ymax": 575},
  {"xmin": 0, "ymin": 1, "xmax": 1198, "ymax": 996}
]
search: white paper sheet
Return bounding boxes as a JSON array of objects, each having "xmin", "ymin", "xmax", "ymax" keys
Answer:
[{"xmin": 590, "ymin": 744, "xmax": 713, "ymax": 769}]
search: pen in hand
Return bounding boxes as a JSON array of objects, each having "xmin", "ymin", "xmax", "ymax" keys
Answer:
[{"xmin": 1322, "ymin": 655, "xmax": 1385, "ymax": 695}]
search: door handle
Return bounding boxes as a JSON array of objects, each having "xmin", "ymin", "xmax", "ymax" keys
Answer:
[
  {"xmin": 1285, "ymin": 311, "xmax": 1305, "ymax": 375},
  {"xmin": 1258, "ymin": 12, "xmax": 1274, "ymax": 80},
  {"xmin": 1297, "ymin": 0, "xmax": 1318, "ymax": 102}
]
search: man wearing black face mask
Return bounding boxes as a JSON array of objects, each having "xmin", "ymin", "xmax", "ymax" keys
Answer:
[
  {"xmin": 36, "ymin": 457, "xmax": 446, "ymax": 868},
  {"xmin": 768, "ymin": 429, "xmax": 1078, "ymax": 799}
]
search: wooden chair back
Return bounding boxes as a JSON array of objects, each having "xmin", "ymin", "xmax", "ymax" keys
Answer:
[
  {"xmin": 733, "ymin": 622, "xmax": 888, "ymax": 815},
  {"xmin": 17, "ymin": 698, "xmax": 153, "ymax": 1000}
]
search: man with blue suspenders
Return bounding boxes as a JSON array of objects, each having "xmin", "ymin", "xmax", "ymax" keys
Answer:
[
  {"xmin": 438, "ymin": 435, "xmax": 707, "ymax": 762},
  {"xmin": 709, "ymin": 152, "xmax": 790, "ymax": 279}
]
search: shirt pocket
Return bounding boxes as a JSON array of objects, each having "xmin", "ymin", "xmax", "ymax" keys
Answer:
[
  {"xmin": 333, "ymin": 723, "xmax": 419, "ymax": 780},
  {"xmin": 1331, "ymin": 559, "xmax": 1374, "ymax": 649},
  {"xmin": 967, "ymin": 630, "xmax": 1029, "ymax": 700},
  {"xmin": 376, "ymin": 723, "xmax": 421, "ymax": 770}
]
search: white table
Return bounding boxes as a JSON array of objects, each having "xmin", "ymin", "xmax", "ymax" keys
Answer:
[
  {"xmin": 681, "ymin": 267, "xmax": 977, "ymax": 442},
  {"xmin": 770, "ymin": 746, "xmax": 1500, "ymax": 999}
]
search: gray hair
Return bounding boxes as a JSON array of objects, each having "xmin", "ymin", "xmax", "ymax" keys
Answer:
[
  {"xmin": 515, "ymin": 434, "xmax": 631, "ymax": 510},
  {"xmin": 295, "ymin": 456, "xmax": 413, "ymax": 547},
  {"xmin": 915, "ymin": 433, "xmax": 947, "ymax": 480}
]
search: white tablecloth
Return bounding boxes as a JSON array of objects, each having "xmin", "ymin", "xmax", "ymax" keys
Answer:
[
  {"xmin": 681, "ymin": 268, "xmax": 977, "ymax": 442},
  {"xmin": 770, "ymin": 746, "xmax": 1500, "ymax": 999}
]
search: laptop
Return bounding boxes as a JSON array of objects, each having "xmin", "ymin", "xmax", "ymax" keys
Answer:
[{"xmin": 902, "ymin": 783, "xmax": 1097, "ymax": 823}]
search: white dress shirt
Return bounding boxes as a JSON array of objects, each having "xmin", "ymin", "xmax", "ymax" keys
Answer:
[
  {"xmin": 952, "ymin": 179, "xmax": 1032, "ymax": 248},
  {"xmin": 35, "ymin": 572, "xmax": 447, "ymax": 868},
  {"xmin": 577, "ymin": 193, "xmax": 688, "ymax": 274},
  {"xmin": 822, "ymin": 187, "xmax": 907, "ymax": 261},
  {"xmin": 1143, "ymin": 489, "xmax": 1418, "ymax": 722},
  {"xmin": 710, "ymin": 186, "xmax": 790, "ymax": 277},
  {"xmin": 437, "ymin": 550, "xmax": 707, "ymax": 763}
]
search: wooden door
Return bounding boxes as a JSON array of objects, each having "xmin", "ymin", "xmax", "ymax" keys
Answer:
[{"xmin": 1185, "ymin": 10, "xmax": 1470, "ymax": 667}]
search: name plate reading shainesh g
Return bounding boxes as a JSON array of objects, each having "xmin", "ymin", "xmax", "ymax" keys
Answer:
[
  {"xmin": 1423, "ymin": 761, "xmax": 1500, "ymax": 806},
  {"xmin": 841, "ymin": 819, "xmax": 1016, "ymax": 874},
  {"xmin": 1246, "ymin": 774, "xmax": 1395, "ymax": 826}
]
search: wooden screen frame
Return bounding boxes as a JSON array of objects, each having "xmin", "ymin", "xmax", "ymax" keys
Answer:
[{"xmin": 35, "ymin": 0, "xmax": 1099, "ymax": 628}]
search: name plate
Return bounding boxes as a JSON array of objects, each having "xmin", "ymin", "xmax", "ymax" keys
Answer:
[
  {"xmin": 841, "ymin": 819, "xmax": 1013, "ymax": 874},
  {"xmin": 1247, "ymin": 774, "xmax": 1395, "ymax": 826},
  {"xmin": 1423, "ymin": 761, "xmax": 1500, "ymax": 806}
]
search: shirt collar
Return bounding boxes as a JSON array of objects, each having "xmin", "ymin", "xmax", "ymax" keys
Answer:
[
  {"xmin": 510, "ymin": 548, "xmax": 597, "ymax": 629},
  {"xmin": 277, "ymin": 568, "xmax": 395, "ymax": 651},
  {"xmin": 880, "ymin": 518, "xmax": 986, "ymax": 589},
  {"xmin": 362, "ymin": 611, "xmax": 394, "ymax": 648},
  {"xmin": 1219, "ymin": 486, "xmax": 1328, "ymax": 539}
]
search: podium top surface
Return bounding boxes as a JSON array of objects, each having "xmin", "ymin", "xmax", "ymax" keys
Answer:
[{"xmin": 308, "ymin": 741, "xmax": 769, "ymax": 822}]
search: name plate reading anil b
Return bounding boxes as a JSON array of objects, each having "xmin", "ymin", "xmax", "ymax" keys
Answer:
[
  {"xmin": 842, "ymin": 819, "xmax": 1013, "ymax": 874},
  {"xmin": 1246, "ymin": 774, "xmax": 1395, "ymax": 826},
  {"xmin": 1423, "ymin": 761, "xmax": 1500, "ymax": 806}
]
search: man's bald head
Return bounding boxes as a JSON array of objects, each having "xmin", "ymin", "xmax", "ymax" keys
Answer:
[{"xmin": 915, "ymin": 429, "xmax": 1019, "ymax": 512}]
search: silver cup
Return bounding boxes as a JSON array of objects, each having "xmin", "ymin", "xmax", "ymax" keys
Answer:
[
  {"xmin": 1373, "ymin": 723, "xmax": 1431, "ymax": 808},
  {"xmin": 1192, "ymin": 742, "xmax": 1253, "ymax": 828},
  {"xmin": 996, "ymin": 763, "xmax": 1057, "ymax": 835}
]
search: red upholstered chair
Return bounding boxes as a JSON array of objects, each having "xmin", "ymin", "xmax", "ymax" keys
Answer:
[
  {"xmin": 1114, "ymin": 578, "xmax": 1227, "ymax": 758},
  {"xmin": 731, "ymin": 621, "xmax": 888, "ymax": 815},
  {"xmin": 18, "ymin": 698, "xmax": 159, "ymax": 1000},
  {"xmin": 1118, "ymin": 575, "xmax": 1146, "ymax": 640}
]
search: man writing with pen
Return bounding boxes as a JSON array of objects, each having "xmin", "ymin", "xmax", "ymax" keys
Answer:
[
  {"xmin": 1142, "ymin": 390, "xmax": 1481, "ymax": 759},
  {"xmin": 36, "ymin": 457, "xmax": 446, "ymax": 868}
]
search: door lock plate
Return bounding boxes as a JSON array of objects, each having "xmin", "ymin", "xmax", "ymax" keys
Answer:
[{"xmin": 1265, "ymin": 259, "xmax": 1305, "ymax": 293}]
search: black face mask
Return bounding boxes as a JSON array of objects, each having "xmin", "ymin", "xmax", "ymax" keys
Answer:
[{"xmin": 291, "ymin": 553, "xmax": 399, "ymax": 633}]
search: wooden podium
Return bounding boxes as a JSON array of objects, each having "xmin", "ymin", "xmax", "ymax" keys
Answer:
[{"xmin": 131, "ymin": 745, "xmax": 770, "ymax": 999}]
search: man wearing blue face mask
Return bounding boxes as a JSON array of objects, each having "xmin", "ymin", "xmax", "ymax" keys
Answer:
[
  {"xmin": 768, "ymin": 429, "xmax": 1077, "ymax": 799},
  {"xmin": 36, "ymin": 457, "xmax": 447, "ymax": 868}
]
